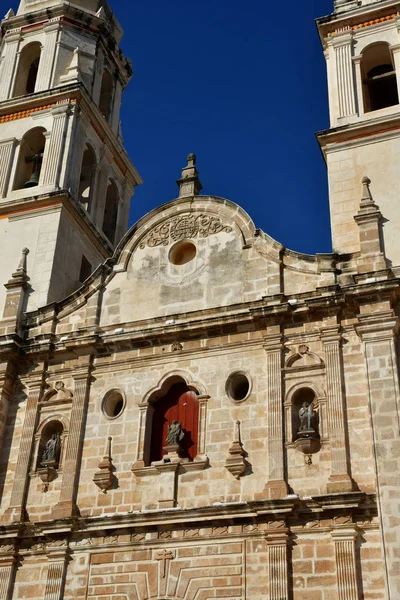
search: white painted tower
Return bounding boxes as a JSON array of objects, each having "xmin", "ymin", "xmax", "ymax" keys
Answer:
[
  {"xmin": 0, "ymin": 0, "xmax": 142, "ymax": 314},
  {"xmin": 317, "ymin": 0, "xmax": 400, "ymax": 268}
]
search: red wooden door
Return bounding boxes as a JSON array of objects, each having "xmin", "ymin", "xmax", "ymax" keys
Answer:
[{"xmin": 150, "ymin": 382, "xmax": 199, "ymax": 463}]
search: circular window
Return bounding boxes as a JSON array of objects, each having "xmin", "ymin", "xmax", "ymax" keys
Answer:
[
  {"xmin": 102, "ymin": 389, "xmax": 125, "ymax": 419},
  {"xmin": 169, "ymin": 240, "xmax": 197, "ymax": 265},
  {"xmin": 226, "ymin": 372, "xmax": 251, "ymax": 402}
]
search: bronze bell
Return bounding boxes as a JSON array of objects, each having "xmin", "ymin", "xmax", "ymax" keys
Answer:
[
  {"xmin": 24, "ymin": 151, "xmax": 43, "ymax": 188},
  {"xmin": 24, "ymin": 171, "xmax": 40, "ymax": 188}
]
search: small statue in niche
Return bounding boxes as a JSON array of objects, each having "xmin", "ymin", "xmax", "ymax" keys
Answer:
[
  {"xmin": 41, "ymin": 433, "xmax": 62, "ymax": 467},
  {"xmin": 166, "ymin": 420, "xmax": 185, "ymax": 446},
  {"xmin": 298, "ymin": 402, "xmax": 318, "ymax": 436}
]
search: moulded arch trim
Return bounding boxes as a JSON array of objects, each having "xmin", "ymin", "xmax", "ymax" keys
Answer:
[
  {"xmin": 285, "ymin": 381, "xmax": 326, "ymax": 406},
  {"xmin": 360, "ymin": 40, "xmax": 392, "ymax": 57},
  {"xmin": 142, "ymin": 369, "xmax": 208, "ymax": 406},
  {"xmin": 36, "ymin": 414, "xmax": 70, "ymax": 435}
]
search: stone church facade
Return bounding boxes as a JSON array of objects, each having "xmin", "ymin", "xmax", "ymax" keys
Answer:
[{"xmin": 0, "ymin": 0, "xmax": 399, "ymax": 599}]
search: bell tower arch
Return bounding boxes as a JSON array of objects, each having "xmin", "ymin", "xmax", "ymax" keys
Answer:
[
  {"xmin": 0, "ymin": 0, "xmax": 142, "ymax": 313},
  {"xmin": 317, "ymin": 0, "xmax": 400, "ymax": 268}
]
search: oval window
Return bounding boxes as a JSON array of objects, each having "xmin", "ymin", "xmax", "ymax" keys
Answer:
[
  {"xmin": 102, "ymin": 389, "xmax": 125, "ymax": 419},
  {"xmin": 169, "ymin": 240, "xmax": 197, "ymax": 265},
  {"xmin": 226, "ymin": 372, "xmax": 251, "ymax": 402}
]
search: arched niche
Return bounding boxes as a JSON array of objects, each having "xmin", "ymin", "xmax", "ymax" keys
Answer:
[
  {"xmin": 78, "ymin": 144, "xmax": 97, "ymax": 211},
  {"xmin": 361, "ymin": 42, "xmax": 399, "ymax": 112},
  {"xmin": 134, "ymin": 371, "xmax": 209, "ymax": 470},
  {"xmin": 34, "ymin": 417, "xmax": 68, "ymax": 472},
  {"xmin": 98, "ymin": 69, "xmax": 114, "ymax": 122},
  {"xmin": 284, "ymin": 382, "xmax": 326, "ymax": 444},
  {"xmin": 102, "ymin": 179, "xmax": 119, "ymax": 243},
  {"xmin": 13, "ymin": 41, "xmax": 42, "ymax": 97},
  {"xmin": 13, "ymin": 127, "xmax": 46, "ymax": 191}
]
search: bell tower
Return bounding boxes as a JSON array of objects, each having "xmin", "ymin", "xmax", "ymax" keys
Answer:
[
  {"xmin": 0, "ymin": 0, "xmax": 142, "ymax": 314},
  {"xmin": 317, "ymin": 0, "xmax": 400, "ymax": 269}
]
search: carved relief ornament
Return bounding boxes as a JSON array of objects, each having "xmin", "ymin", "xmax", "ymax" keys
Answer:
[{"xmin": 140, "ymin": 213, "xmax": 233, "ymax": 248}]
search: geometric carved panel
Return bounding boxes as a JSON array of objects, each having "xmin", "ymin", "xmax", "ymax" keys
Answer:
[{"xmin": 87, "ymin": 542, "xmax": 244, "ymax": 599}]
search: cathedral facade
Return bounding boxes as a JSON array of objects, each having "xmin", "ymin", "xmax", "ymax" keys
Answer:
[{"xmin": 0, "ymin": 0, "xmax": 399, "ymax": 599}]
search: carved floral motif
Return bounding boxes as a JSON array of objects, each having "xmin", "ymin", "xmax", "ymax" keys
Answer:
[{"xmin": 140, "ymin": 214, "xmax": 232, "ymax": 249}]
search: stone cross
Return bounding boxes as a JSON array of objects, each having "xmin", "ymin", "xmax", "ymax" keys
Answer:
[{"xmin": 155, "ymin": 549, "xmax": 174, "ymax": 578}]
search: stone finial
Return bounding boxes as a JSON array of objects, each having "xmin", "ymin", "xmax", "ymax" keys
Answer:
[
  {"xmin": 4, "ymin": 8, "xmax": 15, "ymax": 19},
  {"xmin": 360, "ymin": 176, "xmax": 374, "ymax": 208},
  {"xmin": 59, "ymin": 48, "xmax": 81, "ymax": 84},
  {"xmin": 96, "ymin": 6, "xmax": 106, "ymax": 20},
  {"xmin": 177, "ymin": 153, "xmax": 203, "ymax": 198},
  {"xmin": 354, "ymin": 176, "xmax": 387, "ymax": 274},
  {"xmin": 225, "ymin": 420, "xmax": 247, "ymax": 479},
  {"xmin": 2, "ymin": 247, "xmax": 30, "ymax": 323},
  {"xmin": 93, "ymin": 437, "xmax": 116, "ymax": 493}
]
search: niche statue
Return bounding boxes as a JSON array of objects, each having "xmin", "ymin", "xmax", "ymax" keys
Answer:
[
  {"xmin": 166, "ymin": 420, "xmax": 185, "ymax": 446},
  {"xmin": 41, "ymin": 433, "xmax": 62, "ymax": 467},
  {"xmin": 298, "ymin": 402, "xmax": 318, "ymax": 435}
]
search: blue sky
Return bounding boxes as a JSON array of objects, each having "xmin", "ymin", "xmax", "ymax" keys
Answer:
[{"xmin": 3, "ymin": 0, "xmax": 336, "ymax": 254}]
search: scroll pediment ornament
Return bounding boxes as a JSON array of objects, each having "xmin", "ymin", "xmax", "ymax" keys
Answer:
[{"xmin": 139, "ymin": 213, "xmax": 232, "ymax": 249}]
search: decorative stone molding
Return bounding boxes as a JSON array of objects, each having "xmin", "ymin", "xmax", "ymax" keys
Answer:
[
  {"xmin": 93, "ymin": 437, "xmax": 116, "ymax": 493},
  {"xmin": 225, "ymin": 420, "xmax": 247, "ymax": 479},
  {"xmin": 139, "ymin": 213, "xmax": 232, "ymax": 249}
]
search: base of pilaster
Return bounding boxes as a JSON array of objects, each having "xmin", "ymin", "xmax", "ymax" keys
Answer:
[
  {"xmin": 327, "ymin": 474, "xmax": 354, "ymax": 494},
  {"xmin": 256, "ymin": 479, "xmax": 289, "ymax": 500},
  {"xmin": 51, "ymin": 501, "xmax": 79, "ymax": 520}
]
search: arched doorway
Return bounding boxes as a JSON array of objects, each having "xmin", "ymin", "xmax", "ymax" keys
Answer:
[{"xmin": 149, "ymin": 382, "xmax": 199, "ymax": 464}]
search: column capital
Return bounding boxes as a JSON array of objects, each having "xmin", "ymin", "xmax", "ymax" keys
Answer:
[
  {"xmin": 331, "ymin": 525, "xmax": 359, "ymax": 541},
  {"xmin": 320, "ymin": 326, "xmax": 342, "ymax": 343},
  {"xmin": 331, "ymin": 30, "xmax": 353, "ymax": 47},
  {"xmin": 262, "ymin": 333, "xmax": 284, "ymax": 352}
]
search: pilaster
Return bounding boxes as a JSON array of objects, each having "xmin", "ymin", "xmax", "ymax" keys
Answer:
[
  {"xmin": 36, "ymin": 21, "xmax": 61, "ymax": 91},
  {"xmin": 3, "ymin": 379, "xmax": 44, "ymax": 523},
  {"xmin": 0, "ymin": 548, "xmax": 17, "ymax": 600},
  {"xmin": 41, "ymin": 104, "xmax": 71, "ymax": 188},
  {"xmin": 352, "ymin": 55, "xmax": 364, "ymax": 116},
  {"xmin": 115, "ymin": 179, "xmax": 133, "ymax": 243},
  {"xmin": 357, "ymin": 313, "xmax": 400, "ymax": 600},
  {"xmin": 111, "ymin": 79, "xmax": 123, "ymax": 135},
  {"xmin": 266, "ymin": 525, "xmax": 289, "ymax": 600},
  {"xmin": 52, "ymin": 364, "xmax": 92, "ymax": 519},
  {"xmin": 321, "ymin": 326, "xmax": 353, "ymax": 493},
  {"xmin": 258, "ymin": 331, "xmax": 288, "ymax": 500},
  {"xmin": 331, "ymin": 527, "xmax": 360, "ymax": 600},
  {"xmin": 93, "ymin": 147, "xmax": 113, "ymax": 229},
  {"xmin": 0, "ymin": 32, "xmax": 21, "ymax": 101},
  {"xmin": 44, "ymin": 548, "xmax": 69, "ymax": 600},
  {"xmin": 332, "ymin": 32, "xmax": 357, "ymax": 120},
  {"xmin": 390, "ymin": 45, "xmax": 400, "ymax": 103},
  {"xmin": 0, "ymin": 138, "xmax": 17, "ymax": 198}
]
